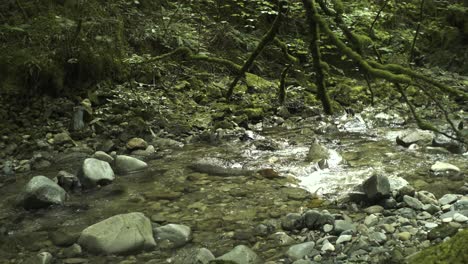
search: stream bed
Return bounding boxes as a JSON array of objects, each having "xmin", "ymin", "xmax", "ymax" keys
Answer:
[{"xmin": 0, "ymin": 113, "xmax": 466, "ymax": 263}]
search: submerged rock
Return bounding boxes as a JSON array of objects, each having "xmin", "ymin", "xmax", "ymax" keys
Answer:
[
  {"xmin": 306, "ymin": 138, "xmax": 329, "ymax": 162},
  {"xmin": 78, "ymin": 212, "xmax": 156, "ymax": 255},
  {"xmin": 216, "ymin": 245, "xmax": 262, "ymax": 264},
  {"xmin": 153, "ymin": 224, "xmax": 192, "ymax": 248},
  {"xmin": 18, "ymin": 176, "xmax": 66, "ymax": 209},
  {"xmin": 114, "ymin": 155, "xmax": 148, "ymax": 174}
]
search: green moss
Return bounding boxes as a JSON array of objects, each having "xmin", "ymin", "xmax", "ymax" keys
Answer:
[
  {"xmin": 245, "ymin": 73, "xmax": 275, "ymax": 90},
  {"xmin": 409, "ymin": 229, "xmax": 468, "ymax": 264},
  {"xmin": 242, "ymin": 108, "xmax": 264, "ymax": 121}
]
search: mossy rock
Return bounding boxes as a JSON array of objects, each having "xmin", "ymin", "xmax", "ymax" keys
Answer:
[
  {"xmin": 242, "ymin": 108, "xmax": 264, "ymax": 121},
  {"xmin": 408, "ymin": 229, "xmax": 468, "ymax": 264},
  {"xmin": 245, "ymin": 73, "xmax": 275, "ymax": 91}
]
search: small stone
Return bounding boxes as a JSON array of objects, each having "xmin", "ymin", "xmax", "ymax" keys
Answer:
[
  {"xmin": 321, "ymin": 241, "xmax": 335, "ymax": 252},
  {"xmin": 323, "ymin": 224, "xmax": 333, "ymax": 233},
  {"xmin": 424, "ymin": 223, "xmax": 438, "ymax": 229},
  {"xmin": 442, "ymin": 217, "xmax": 453, "ymax": 223},
  {"xmin": 438, "ymin": 194, "xmax": 459, "ymax": 205},
  {"xmin": 63, "ymin": 244, "xmax": 82, "ymax": 258},
  {"xmin": 453, "ymin": 213, "xmax": 468, "ymax": 223},
  {"xmin": 430, "ymin": 162, "xmax": 460, "ymax": 172},
  {"xmin": 416, "ymin": 191, "xmax": 438, "ymax": 205},
  {"xmin": 270, "ymin": 232, "xmax": 295, "ymax": 246},
  {"xmin": 397, "ymin": 232, "xmax": 411, "ymax": 241},
  {"xmin": 416, "ymin": 211, "xmax": 432, "ymax": 220},
  {"xmin": 92, "ymin": 151, "xmax": 114, "ymax": 163},
  {"xmin": 334, "ymin": 220, "xmax": 356, "ymax": 234},
  {"xmin": 381, "ymin": 224, "xmax": 395, "ymax": 234},
  {"xmin": 364, "ymin": 214, "xmax": 379, "ymax": 226},
  {"xmin": 53, "ymin": 132, "xmax": 73, "ymax": 145},
  {"xmin": 286, "ymin": 241, "xmax": 317, "ymax": 261},
  {"xmin": 363, "ymin": 205, "xmax": 384, "ymax": 214},
  {"xmin": 78, "ymin": 158, "xmax": 114, "ymax": 188},
  {"xmin": 403, "ymin": 195, "xmax": 424, "ymax": 210},
  {"xmin": 154, "ymin": 224, "xmax": 192, "ymax": 248},
  {"xmin": 423, "ymin": 204, "xmax": 441, "ymax": 215},
  {"xmin": 368, "ymin": 232, "xmax": 387, "ymax": 244},
  {"xmin": 114, "ymin": 155, "xmax": 148, "ymax": 174},
  {"xmin": 336, "ymin": 234, "xmax": 352, "ymax": 244},
  {"xmin": 126, "ymin": 138, "xmax": 148, "ymax": 151},
  {"xmin": 216, "ymin": 245, "xmax": 261, "ymax": 264}
]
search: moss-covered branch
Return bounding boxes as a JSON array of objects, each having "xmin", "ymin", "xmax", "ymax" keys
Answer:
[
  {"xmin": 302, "ymin": 0, "xmax": 333, "ymax": 115},
  {"xmin": 273, "ymin": 37, "xmax": 299, "ymax": 64},
  {"xmin": 225, "ymin": 1, "xmax": 286, "ymax": 99},
  {"xmin": 139, "ymin": 47, "xmax": 242, "ymax": 74}
]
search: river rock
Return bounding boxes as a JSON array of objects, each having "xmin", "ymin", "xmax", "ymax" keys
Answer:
[
  {"xmin": 126, "ymin": 137, "xmax": 148, "ymax": 151},
  {"xmin": 430, "ymin": 161, "xmax": 460, "ymax": 173},
  {"xmin": 56, "ymin": 171, "xmax": 81, "ymax": 192},
  {"xmin": 303, "ymin": 210, "xmax": 321, "ymax": 229},
  {"xmin": 416, "ymin": 191, "xmax": 438, "ymax": 205},
  {"xmin": 114, "ymin": 155, "xmax": 148, "ymax": 174},
  {"xmin": 286, "ymin": 241, "xmax": 317, "ymax": 261},
  {"xmin": 153, "ymin": 224, "xmax": 192, "ymax": 248},
  {"xmin": 78, "ymin": 158, "xmax": 114, "ymax": 188},
  {"xmin": 92, "ymin": 151, "xmax": 114, "ymax": 163},
  {"xmin": 216, "ymin": 245, "xmax": 261, "ymax": 264},
  {"xmin": 53, "ymin": 132, "xmax": 73, "ymax": 145},
  {"xmin": 362, "ymin": 174, "xmax": 391, "ymax": 202},
  {"xmin": 364, "ymin": 214, "xmax": 379, "ymax": 226},
  {"xmin": 403, "ymin": 195, "xmax": 424, "ymax": 210},
  {"xmin": 396, "ymin": 129, "xmax": 434, "ymax": 147},
  {"xmin": 453, "ymin": 213, "xmax": 468, "ymax": 222},
  {"xmin": 78, "ymin": 212, "xmax": 156, "ymax": 254},
  {"xmin": 281, "ymin": 213, "xmax": 304, "ymax": 231},
  {"xmin": 173, "ymin": 248, "xmax": 215, "ymax": 264},
  {"xmin": 363, "ymin": 205, "xmax": 384, "ymax": 214},
  {"xmin": 18, "ymin": 176, "xmax": 67, "ymax": 209},
  {"xmin": 321, "ymin": 240, "xmax": 335, "ymax": 252},
  {"xmin": 438, "ymin": 194, "xmax": 459, "ymax": 205},
  {"xmin": 2, "ymin": 160, "xmax": 14, "ymax": 176},
  {"xmin": 334, "ymin": 220, "xmax": 356, "ymax": 235},
  {"xmin": 336, "ymin": 234, "xmax": 352, "ymax": 244},
  {"xmin": 306, "ymin": 139, "xmax": 329, "ymax": 162}
]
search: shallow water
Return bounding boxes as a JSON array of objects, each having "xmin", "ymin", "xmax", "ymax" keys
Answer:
[{"xmin": 0, "ymin": 114, "xmax": 466, "ymax": 263}]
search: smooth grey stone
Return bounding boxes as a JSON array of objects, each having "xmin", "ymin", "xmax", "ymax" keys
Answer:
[
  {"xmin": 396, "ymin": 129, "xmax": 433, "ymax": 147},
  {"xmin": 18, "ymin": 176, "xmax": 66, "ymax": 209},
  {"xmin": 336, "ymin": 234, "xmax": 352, "ymax": 244},
  {"xmin": 364, "ymin": 214, "xmax": 379, "ymax": 226},
  {"xmin": 216, "ymin": 245, "xmax": 261, "ymax": 264},
  {"xmin": 403, "ymin": 195, "xmax": 424, "ymax": 210},
  {"xmin": 363, "ymin": 205, "xmax": 384, "ymax": 214},
  {"xmin": 423, "ymin": 204, "xmax": 441, "ymax": 215},
  {"xmin": 154, "ymin": 224, "xmax": 192, "ymax": 248},
  {"xmin": 114, "ymin": 155, "xmax": 148, "ymax": 174},
  {"xmin": 78, "ymin": 212, "xmax": 156, "ymax": 254},
  {"xmin": 430, "ymin": 161, "xmax": 460, "ymax": 172},
  {"xmin": 396, "ymin": 207, "xmax": 417, "ymax": 219},
  {"xmin": 368, "ymin": 231, "xmax": 387, "ymax": 244},
  {"xmin": 270, "ymin": 232, "xmax": 295, "ymax": 246},
  {"xmin": 78, "ymin": 158, "xmax": 114, "ymax": 188},
  {"xmin": 438, "ymin": 194, "xmax": 459, "ymax": 206},
  {"xmin": 173, "ymin": 247, "xmax": 214, "ymax": 264},
  {"xmin": 286, "ymin": 241, "xmax": 317, "ymax": 261},
  {"xmin": 321, "ymin": 240, "xmax": 335, "ymax": 251},
  {"xmin": 334, "ymin": 220, "xmax": 356, "ymax": 235}
]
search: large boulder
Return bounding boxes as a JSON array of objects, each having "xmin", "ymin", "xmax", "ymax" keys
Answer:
[
  {"xmin": 153, "ymin": 224, "xmax": 192, "ymax": 248},
  {"xmin": 215, "ymin": 245, "xmax": 262, "ymax": 264},
  {"xmin": 78, "ymin": 158, "xmax": 115, "ymax": 188},
  {"xmin": 396, "ymin": 129, "xmax": 434, "ymax": 147},
  {"xmin": 18, "ymin": 176, "xmax": 67, "ymax": 210},
  {"xmin": 114, "ymin": 155, "xmax": 148, "ymax": 174},
  {"xmin": 362, "ymin": 174, "xmax": 391, "ymax": 202},
  {"xmin": 78, "ymin": 212, "xmax": 156, "ymax": 255}
]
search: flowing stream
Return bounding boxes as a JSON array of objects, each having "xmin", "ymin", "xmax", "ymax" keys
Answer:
[{"xmin": 0, "ymin": 113, "xmax": 466, "ymax": 263}]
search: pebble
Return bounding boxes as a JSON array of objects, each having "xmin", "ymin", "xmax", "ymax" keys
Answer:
[
  {"xmin": 363, "ymin": 205, "xmax": 384, "ymax": 214},
  {"xmin": 424, "ymin": 222, "xmax": 438, "ymax": 229},
  {"xmin": 364, "ymin": 214, "xmax": 379, "ymax": 226},
  {"xmin": 453, "ymin": 213, "xmax": 468, "ymax": 223},
  {"xmin": 336, "ymin": 234, "xmax": 352, "ymax": 244},
  {"xmin": 397, "ymin": 232, "xmax": 411, "ymax": 241},
  {"xmin": 403, "ymin": 195, "xmax": 424, "ymax": 210},
  {"xmin": 438, "ymin": 194, "xmax": 459, "ymax": 205},
  {"xmin": 442, "ymin": 217, "xmax": 453, "ymax": 223},
  {"xmin": 323, "ymin": 224, "xmax": 333, "ymax": 233},
  {"xmin": 321, "ymin": 241, "xmax": 335, "ymax": 252}
]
